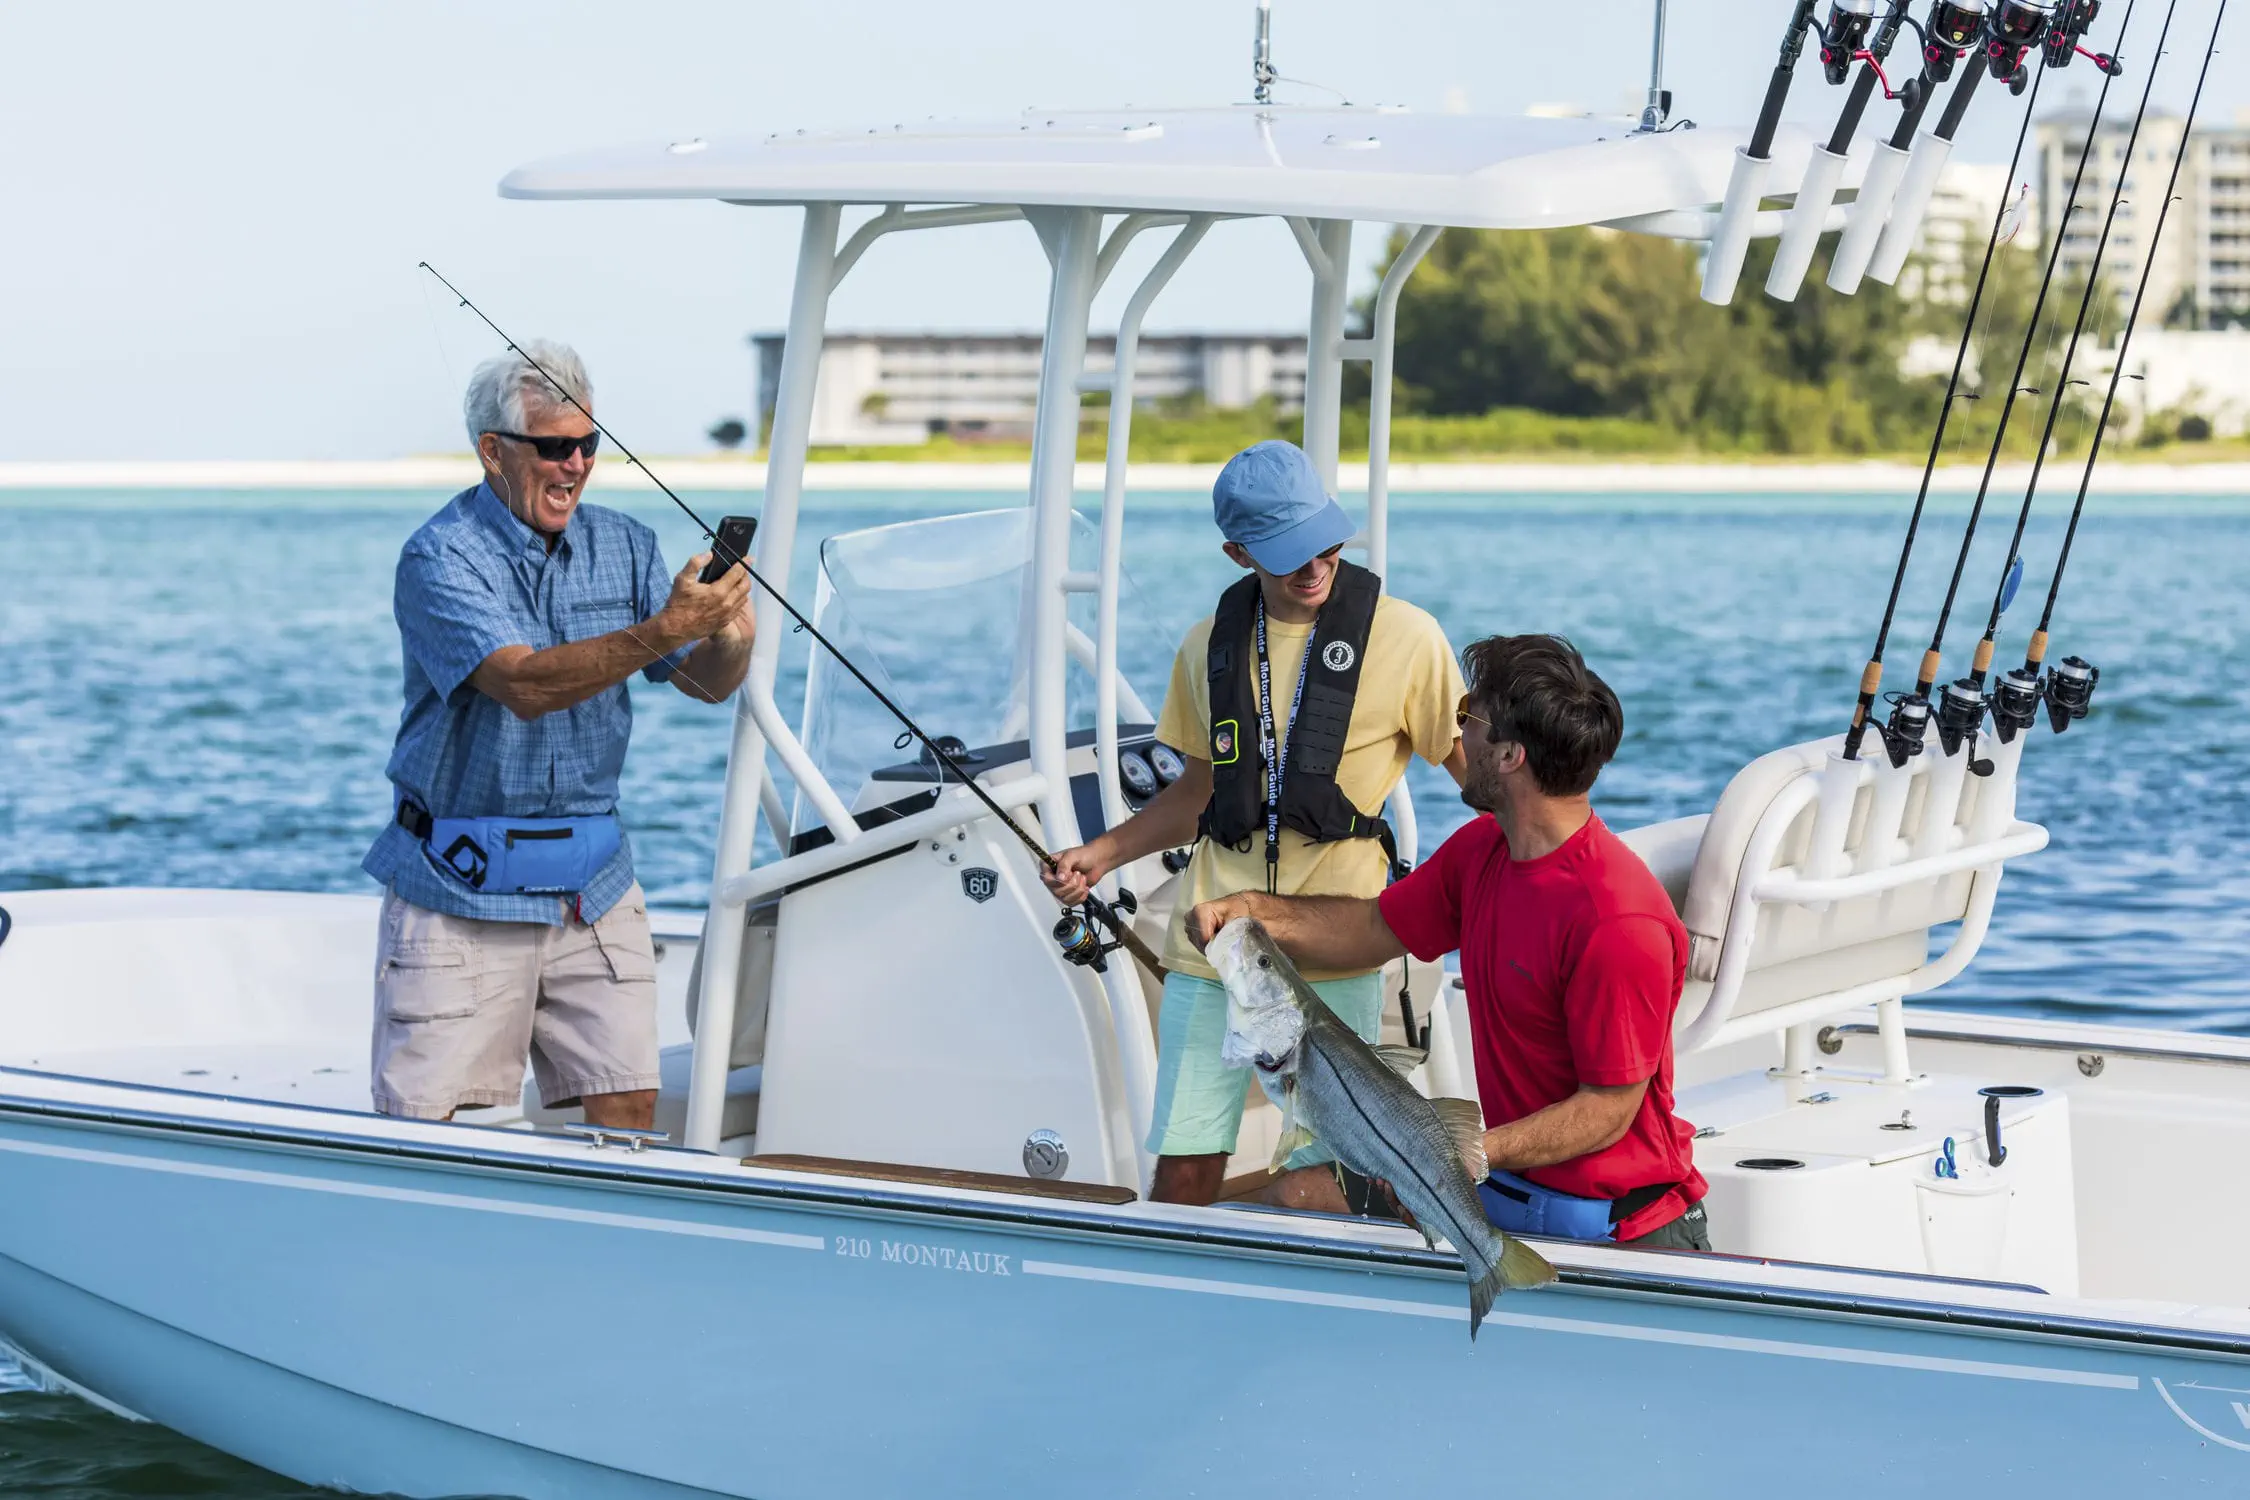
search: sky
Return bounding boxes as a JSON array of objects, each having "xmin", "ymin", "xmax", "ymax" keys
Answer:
[{"xmin": 0, "ymin": 0, "xmax": 2237, "ymax": 461}]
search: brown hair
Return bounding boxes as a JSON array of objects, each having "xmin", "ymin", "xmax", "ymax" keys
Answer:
[{"xmin": 1461, "ymin": 634, "xmax": 1623, "ymax": 797}]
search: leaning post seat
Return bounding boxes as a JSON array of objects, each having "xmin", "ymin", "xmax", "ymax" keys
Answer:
[{"xmin": 1653, "ymin": 726, "xmax": 2049, "ymax": 1081}]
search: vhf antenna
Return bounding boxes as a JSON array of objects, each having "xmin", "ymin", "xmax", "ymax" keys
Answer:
[
  {"xmin": 1253, "ymin": 0, "xmax": 1276, "ymax": 104},
  {"xmin": 1641, "ymin": 0, "xmax": 1674, "ymax": 131}
]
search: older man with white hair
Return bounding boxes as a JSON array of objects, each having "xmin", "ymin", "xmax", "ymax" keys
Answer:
[{"xmin": 361, "ymin": 342, "xmax": 754, "ymax": 1129}]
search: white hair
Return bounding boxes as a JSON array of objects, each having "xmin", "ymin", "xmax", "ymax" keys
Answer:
[{"xmin": 463, "ymin": 341, "xmax": 593, "ymax": 444}]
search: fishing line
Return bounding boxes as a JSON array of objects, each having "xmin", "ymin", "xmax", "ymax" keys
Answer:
[
  {"xmin": 1975, "ymin": 0, "xmax": 2176, "ymax": 707},
  {"xmin": 1914, "ymin": 0, "xmax": 2131, "ymax": 717},
  {"xmin": 2028, "ymin": 0, "xmax": 2230, "ymax": 725},
  {"xmin": 418, "ymin": 262, "xmax": 1167, "ymax": 980},
  {"xmin": 1841, "ymin": 20, "xmax": 2049, "ymax": 761}
]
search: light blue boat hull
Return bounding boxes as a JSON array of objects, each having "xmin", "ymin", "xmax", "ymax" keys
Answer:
[{"xmin": 1, "ymin": 1107, "xmax": 2245, "ymax": 1498}]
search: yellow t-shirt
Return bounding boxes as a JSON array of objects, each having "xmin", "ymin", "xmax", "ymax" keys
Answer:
[{"xmin": 1154, "ymin": 593, "xmax": 1466, "ymax": 981}]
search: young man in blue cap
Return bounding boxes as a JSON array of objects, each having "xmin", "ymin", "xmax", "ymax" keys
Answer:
[{"xmin": 1044, "ymin": 439, "xmax": 1466, "ymax": 1204}]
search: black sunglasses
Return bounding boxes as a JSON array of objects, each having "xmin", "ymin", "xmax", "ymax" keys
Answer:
[{"xmin": 494, "ymin": 429, "xmax": 600, "ymax": 462}]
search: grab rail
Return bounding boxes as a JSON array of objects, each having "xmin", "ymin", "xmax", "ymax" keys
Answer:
[{"xmin": 714, "ymin": 775, "xmax": 1049, "ymax": 909}]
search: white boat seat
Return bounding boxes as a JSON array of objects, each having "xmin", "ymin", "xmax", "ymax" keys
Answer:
[
  {"xmin": 1649, "ymin": 731, "xmax": 2046, "ymax": 1058},
  {"xmin": 746, "ymin": 1152, "xmax": 1138, "ymax": 1205}
]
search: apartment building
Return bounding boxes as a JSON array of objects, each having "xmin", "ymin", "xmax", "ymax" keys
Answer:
[{"xmin": 751, "ymin": 332, "xmax": 1309, "ymax": 447}]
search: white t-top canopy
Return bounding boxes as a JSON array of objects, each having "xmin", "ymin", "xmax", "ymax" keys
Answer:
[{"xmin": 500, "ymin": 105, "xmax": 1822, "ymax": 229}]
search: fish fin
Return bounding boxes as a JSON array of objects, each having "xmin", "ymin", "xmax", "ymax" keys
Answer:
[
  {"xmin": 1371, "ymin": 1044, "xmax": 1428, "ymax": 1077},
  {"xmin": 1466, "ymin": 1234, "xmax": 1558, "ymax": 1341},
  {"xmin": 1268, "ymin": 1124, "xmax": 1317, "ymax": 1171},
  {"xmin": 1499, "ymin": 1233, "xmax": 1559, "ymax": 1291},
  {"xmin": 1433, "ymin": 1097, "xmax": 1488, "ymax": 1183},
  {"xmin": 1268, "ymin": 1085, "xmax": 1314, "ymax": 1172}
]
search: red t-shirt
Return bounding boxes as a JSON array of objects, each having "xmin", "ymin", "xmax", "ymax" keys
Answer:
[{"xmin": 1379, "ymin": 813, "xmax": 1705, "ymax": 1240}]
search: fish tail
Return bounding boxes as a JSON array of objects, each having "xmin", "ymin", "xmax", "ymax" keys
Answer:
[{"xmin": 1465, "ymin": 1234, "xmax": 1555, "ymax": 1340}]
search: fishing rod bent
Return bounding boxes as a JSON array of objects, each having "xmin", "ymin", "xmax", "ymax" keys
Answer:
[
  {"xmin": 2020, "ymin": 0, "xmax": 2232, "ymax": 735},
  {"xmin": 1841, "ymin": 13, "xmax": 2048, "ymax": 763},
  {"xmin": 416, "ymin": 261, "xmax": 1167, "ymax": 982},
  {"xmin": 1973, "ymin": 0, "xmax": 2165, "ymax": 744},
  {"xmin": 1910, "ymin": 0, "xmax": 2126, "ymax": 769}
]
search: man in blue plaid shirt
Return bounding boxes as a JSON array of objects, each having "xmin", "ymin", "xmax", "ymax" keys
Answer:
[{"xmin": 362, "ymin": 342, "xmax": 754, "ymax": 1129}]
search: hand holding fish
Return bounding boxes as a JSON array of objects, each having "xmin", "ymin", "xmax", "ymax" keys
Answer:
[{"xmin": 1207, "ymin": 915, "xmax": 1555, "ymax": 1338}]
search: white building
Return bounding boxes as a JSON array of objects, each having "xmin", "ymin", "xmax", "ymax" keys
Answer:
[
  {"xmin": 752, "ymin": 331, "xmax": 1309, "ymax": 447},
  {"xmin": 1899, "ymin": 160, "xmax": 2025, "ymax": 306}
]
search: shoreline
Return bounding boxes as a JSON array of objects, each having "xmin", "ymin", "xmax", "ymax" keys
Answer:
[{"xmin": 6, "ymin": 457, "xmax": 2250, "ymax": 494}]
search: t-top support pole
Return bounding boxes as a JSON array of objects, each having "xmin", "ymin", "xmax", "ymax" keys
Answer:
[{"xmin": 684, "ymin": 201, "xmax": 841, "ymax": 1154}]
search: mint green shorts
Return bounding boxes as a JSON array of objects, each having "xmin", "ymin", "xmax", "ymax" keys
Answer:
[{"xmin": 1147, "ymin": 969, "xmax": 1385, "ymax": 1164}]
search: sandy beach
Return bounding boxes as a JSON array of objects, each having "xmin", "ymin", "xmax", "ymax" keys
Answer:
[{"xmin": 7, "ymin": 457, "xmax": 2250, "ymax": 493}]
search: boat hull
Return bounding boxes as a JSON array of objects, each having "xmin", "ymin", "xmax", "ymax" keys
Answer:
[{"xmin": 2, "ymin": 1100, "xmax": 2246, "ymax": 1498}]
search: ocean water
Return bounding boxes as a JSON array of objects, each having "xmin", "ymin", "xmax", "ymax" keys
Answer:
[{"xmin": 3, "ymin": 483, "xmax": 2248, "ymax": 1493}]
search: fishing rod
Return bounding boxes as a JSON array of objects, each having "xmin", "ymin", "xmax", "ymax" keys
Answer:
[
  {"xmin": 1866, "ymin": 1, "xmax": 2086, "ymax": 288},
  {"xmin": 1840, "ymin": 15, "xmax": 2052, "ymax": 764},
  {"xmin": 1832, "ymin": 1, "xmax": 1992, "ymax": 292},
  {"xmin": 1702, "ymin": 0, "xmax": 1821, "ymax": 304},
  {"xmin": 1975, "ymin": 0, "xmax": 2167, "ymax": 744},
  {"xmin": 1909, "ymin": 0, "xmax": 2128, "ymax": 770},
  {"xmin": 1769, "ymin": 0, "xmax": 1916, "ymax": 300},
  {"xmin": 417, "ymin": 262, "xmax": 1168, "ymax": 983},
  {"xmin": 2011, "ymin": 0, "xmax": 2231, "ymax": 737}
]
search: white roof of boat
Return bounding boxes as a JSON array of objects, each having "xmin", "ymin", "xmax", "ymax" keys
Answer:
[{"xmin": 499, "ymin": 105, "xmax": 1822, "ymax": 230}]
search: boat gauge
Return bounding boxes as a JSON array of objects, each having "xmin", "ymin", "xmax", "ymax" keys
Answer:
[
  {"xmin": 1147, "ymin": 743, "xmax": 1186, "ymax": 786},
  {"xmin": 1118, "ymin": 748, "xmax": 1159, "ymax": 802}
]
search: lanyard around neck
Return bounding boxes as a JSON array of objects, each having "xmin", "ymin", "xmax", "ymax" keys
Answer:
[{"xmin": 1254, "ymin": 593, "xmax": 1315, "ymax": 895}]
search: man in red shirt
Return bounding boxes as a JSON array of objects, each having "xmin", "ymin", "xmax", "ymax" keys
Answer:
[{"xmin": 1189, "ymin": 633, "xmax": 1709, "ymax": 1249}]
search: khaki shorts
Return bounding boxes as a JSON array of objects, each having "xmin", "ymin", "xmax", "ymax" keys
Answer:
[{"xmin": 370, "ymin": 885, "xmax": 661, "ymax": 1120}]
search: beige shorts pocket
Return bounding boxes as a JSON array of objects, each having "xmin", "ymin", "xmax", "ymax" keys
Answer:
[
  {"xmin": 378, "ymin": 940, "xmax": 483, "ymax": 1023},
  {"xmin": 590, "ymin": 897, "xmax": 658, "ymax": 985}
]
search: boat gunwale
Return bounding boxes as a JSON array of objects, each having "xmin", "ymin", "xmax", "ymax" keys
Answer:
[{"xmin": 2, "ymin": 1074, "xmax": 2247, "ymax": 1364}]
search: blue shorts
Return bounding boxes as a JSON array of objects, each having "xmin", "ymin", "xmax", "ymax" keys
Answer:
[{"xmin": 1146, "ymin": 969, "xmax": 1385, "ymax": 1164}]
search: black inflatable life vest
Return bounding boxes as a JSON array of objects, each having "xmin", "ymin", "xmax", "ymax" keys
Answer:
[{"xmin": 1198, "ymin": 558, "xmax": 1396, "ymax": 868}]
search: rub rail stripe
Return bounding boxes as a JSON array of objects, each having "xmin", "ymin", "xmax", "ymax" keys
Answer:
[
  {"xmin": 1020, "ymin": 1260, "xmax": 2142, "ymax": 1389},
  {"xmin": 2, "ymin": 1088, "xmax": 2247, "ymax": 1360}
]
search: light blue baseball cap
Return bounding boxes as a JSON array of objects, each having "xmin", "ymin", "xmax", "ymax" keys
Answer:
[{"xmin": 1211, "ymin": 440, "xmax": 1355, "ymax": 576}]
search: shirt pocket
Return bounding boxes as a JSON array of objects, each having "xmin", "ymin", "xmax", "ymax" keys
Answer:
[
  {"xmin": 378, "ymin": 938, "xmax": 485, "ymax": 1022},
  {"xmin": 566, "ymin": 596, "xmax": 639, "ymax": 645}
]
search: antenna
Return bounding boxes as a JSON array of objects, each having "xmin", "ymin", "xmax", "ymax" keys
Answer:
[
  {"xmin": 1641, "ymin": 0, "xmax": 1673, "ymax": 130},
  {"xmin": 1253, "ymin": 0, "xmax": 1277, "ymax": 104}
]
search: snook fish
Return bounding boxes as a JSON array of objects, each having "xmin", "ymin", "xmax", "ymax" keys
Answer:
[{"xmin": 1210, "ymin": 916, "xmax": 1555, "ymax": 1336}]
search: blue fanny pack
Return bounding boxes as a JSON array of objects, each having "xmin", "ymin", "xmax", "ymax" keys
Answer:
[
  {"xmin": 399, "ymin": 801, "xmax": 620, "ymax": 896},
  {"xmin": 1476, "ymin": 1169, "xmax": 1618, "ymax": 1241}
]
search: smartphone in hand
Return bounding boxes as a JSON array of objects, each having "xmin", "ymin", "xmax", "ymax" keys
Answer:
[{"xmin": 699, "ymin": 515, "xmax": 759, "ymax": 584}]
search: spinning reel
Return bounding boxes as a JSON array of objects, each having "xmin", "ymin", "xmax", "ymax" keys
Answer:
[
  {"xmin": 1935, "ymin": 677, "xmax": 1997, "ymax": 775},
  {"xmin": 1990, "ymin": 666, "xmax": 2045, "ymax": 743},
  {"xmin": 1820, "ymin": 0, "xmax": 1882, "ymax": 85},
  {"xmin": 1054, "ymin": 888, "xmax": 1137, "ymax": 972},
  {"xmin": 1984, "ymin": 0, "xmax": 2057, "ymax": 92},
  {"xmin": 2044, "ymin": 655, "xmax": 2101, "ymax": 731},
  {"xmin": 1923, "ymin": 0, "xmax": 1989, "ymax": 81},
  {"xmin": 2044, "ymin": 0, "xmax": 2123, "ymax": 73},
  {"xmin": 1876, "ymin": 690, "xmax": 1934, "ymax": 769}
]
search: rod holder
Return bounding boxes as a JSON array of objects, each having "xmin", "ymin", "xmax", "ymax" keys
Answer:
[
  {"xmin": 1868, "ymin": 131, "xmax": 1957, "ymax": 285},
  {"xmin": 1829, "ymin": 138, "xmax": 1912, "ymax": 292},
  {"xmin": 1767, "ymin": 145, "xmax": 1851, "ymax": 301},
  {"xmin": 1702, "ymin": 147, "xmax": 1774, "ymax": 306}
]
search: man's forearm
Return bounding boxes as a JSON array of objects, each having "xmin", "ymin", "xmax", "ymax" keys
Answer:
[
  {"xmin": 673, "ymin": 631, "xmax": 753, "ymax": 703},
  {"xmin": 1226, "ymin": 890, "xmax": 1405, "ymax": 975},
  {"xmin": 1480, "ymin": 1084, "xmax": 1644, "ymax": 1173},
  {"xmin": 477, "ymin": 617, "xmax": 690, "ymax": 720}
]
